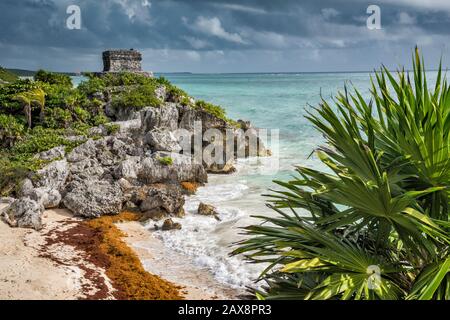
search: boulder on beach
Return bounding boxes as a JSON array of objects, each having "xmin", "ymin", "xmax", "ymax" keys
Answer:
[
  {"xmin": 28, "ymin": 187, "xmax": 62, "ymax": 209},
  {"xmin": 34, "ymin": 159, "xmax": 69, "ymax": 190},
  {"xmin": 1, "ymin": 197, "xmax": 44, "ymax": 230},
  {"xmin": 136, "ymin": 184, "xmax": 185, "ymax": 218},
  {"xmin": 62, "ymin": 180, "xmax": 124, "ymax": 218},
  {"xmin": 18, "ymin": 159, "xmax": 68, "ymax": 210}
]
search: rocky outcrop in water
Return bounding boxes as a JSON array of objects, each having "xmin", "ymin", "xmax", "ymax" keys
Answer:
[
  {"xmin": 161, "ymin": 218, "xmax": 182, "ymax": 231},
  {"xmin": 197, "ymin": 203, "xmax": 220, "ymax": 220}
]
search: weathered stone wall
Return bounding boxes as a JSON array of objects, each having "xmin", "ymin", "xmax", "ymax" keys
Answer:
[{"xmin": 103, "ymin": 50, "xmax": 142, "ymax": 72}]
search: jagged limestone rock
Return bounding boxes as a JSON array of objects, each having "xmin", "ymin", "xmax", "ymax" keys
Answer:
[
  {"xmin": 66, "ymin": 139, "xmax": 97, "ymax": 163},
  {"xmin": 69, "ymin": 158, "xmax": 105, "ymax": 179},
  {"xmin": 34, "ymin": 160, "xmax": 69, "ymax": 191},
  {"xmin": 144, "ymin": 129, "xmax": 182, "ymax": 152},
  {"xmin": 34, "ymin": 146, "xmax": 65, "ymax": 162},
  {"xmin": 178, "ymin": 106, "xmax": 228, "ymax": 132},
  {"xmin": 140, "ymin": 104, "xmax": 179, "ymax": 132},
  {"xmin": 137, "ymin": 184, "xmax": 185, "ymax": 218},
  {"xmin": 62, "ymin": 180, "xmax": 124, "ymax": 218},
  {"xmin": 113, "ymin": 156, "xmax": 142, "ymax": 182},
  {"xmin": 28, "ymin": 188, "xmax": 61, "ymax": 209},
  {"xmin": 1, "ymin": 197, "xmax": 44, "ymax": 230},
  {"xmin": 138, "ymin": 152, "xmax": 207, "ymax": 184},
  {"xmin": 19, "ymin": 179, "xmax": 35, "ymax": 197},
  {"xmin": 155, "ymin": 85, "xmax": 167, "ymax": 101}
]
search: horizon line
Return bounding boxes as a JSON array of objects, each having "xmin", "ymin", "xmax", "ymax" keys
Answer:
[{"xmin": 5, "ymin": 67, "xmax": 448, "ymax": 76}]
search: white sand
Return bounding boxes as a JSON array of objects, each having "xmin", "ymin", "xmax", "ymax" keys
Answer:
[{"xmin": 0, "ymin": 204, "xmax": 111, "ymax": 300}]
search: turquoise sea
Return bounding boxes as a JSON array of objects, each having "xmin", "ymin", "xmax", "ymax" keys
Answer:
[
  {"xmin": 154, "ymin": 72, "xmax": 374, "ymax": 289},
  {"xmin": 72, "ymin": 72, "xmax": 440, "ymax": 290}
]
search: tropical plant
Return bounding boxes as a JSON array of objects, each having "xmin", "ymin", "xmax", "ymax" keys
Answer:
[
  {"xmin": 13, "ymin": 88, "xmax": 46, "ymax": 128},
  {"xmin": 233, "ymin": 48, "xmax": 450, "ymax": 300},
  {"xmin": 34, "ymin": 69, "xmax": 73, "ymax": 87}
]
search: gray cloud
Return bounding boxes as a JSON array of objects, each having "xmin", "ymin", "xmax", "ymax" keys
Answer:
[{"xmin": 0, "ymin": 0, "xmax": 450, "ymax": 72}]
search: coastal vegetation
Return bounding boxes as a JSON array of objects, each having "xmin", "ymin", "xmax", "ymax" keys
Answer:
[
  {"xmin": 158, "ymin": 156, "xmax": 173, "ymax": 166},
  {"xmin": 0, "ymin": 70, "xmax": 235, "ymax": 196},
  {"xmin": 234, "ymin": 49, "xmax": 450, "ymax": 300},
  {"xmin": 0, "ymin": 67, "xmax": 19, "ymax": 83}
]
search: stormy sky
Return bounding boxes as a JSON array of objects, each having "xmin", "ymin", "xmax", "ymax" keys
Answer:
[{"xmin": 1, "ymin": 0, "xmax": 450, "ymax": 73}]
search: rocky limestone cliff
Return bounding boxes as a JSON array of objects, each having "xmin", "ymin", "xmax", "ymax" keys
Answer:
[{"xmin": 1, "ymin": 79, "xmax": 270, "ymax": 230}]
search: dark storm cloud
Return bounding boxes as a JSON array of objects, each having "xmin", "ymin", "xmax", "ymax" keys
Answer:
[{"xmin": 1, "ymin": 0, "xmax": 450, "ymax": 72}]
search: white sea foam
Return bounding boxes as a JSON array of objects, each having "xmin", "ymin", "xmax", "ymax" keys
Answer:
[
  {"xmin": 149, "ymin": 182, "xmax": 267, "ymax": 289},
  {"xmin": 122, "ymin": 72, "xmax": 375, "ymax": 291}
]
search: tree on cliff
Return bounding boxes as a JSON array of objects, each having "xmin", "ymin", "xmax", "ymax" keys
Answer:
[{"xmin": 13, "ymin": 88, "xmax": 46, "ymax": 129}]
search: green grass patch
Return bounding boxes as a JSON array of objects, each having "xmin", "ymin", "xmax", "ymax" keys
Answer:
[
  {"xmin": 111, "ymin": 84, "xmax": 161, "ymax": 109},
  {"xmin": 157, "ymin": 156, "xmax": 173, "ymax": 166},
  {"xmin": 104, "ymin": 123, "xmax": 120, "ymax": 135},
  {"xmin": 0, "ymin": 67, "xmax": 19, "ymax": 83}
]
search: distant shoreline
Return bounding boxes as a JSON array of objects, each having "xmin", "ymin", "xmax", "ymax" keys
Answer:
[{"xmin": 6, "ymin": 68, "xmax": 447, "ymax": 78}]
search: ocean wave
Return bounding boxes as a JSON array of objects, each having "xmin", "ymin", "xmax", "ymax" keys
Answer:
[{"xmin": 150, "ymin": 205, "xmax": 265, "ymax": 289}]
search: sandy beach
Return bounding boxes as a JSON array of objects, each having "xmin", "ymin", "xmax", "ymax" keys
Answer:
[
  {"xmin": 0, "ymin": 203, "xmax": 116, "ymax": 299},
  {"xmin": 0, "ymin": 202, "xmax": 240, "ymax": 300}
]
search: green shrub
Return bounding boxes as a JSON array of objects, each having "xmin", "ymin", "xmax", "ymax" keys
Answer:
[
  {"xmin": 101, "ymin": 72, "xmax": 156, "ymax": 87},
  {"xmin": 0, "ymin": 67, "xmax": 19, "ymax": 83},
  {"xmin": 194, "ymin": 100, "xmax": 227, "ymax": 121},
  {"xmin": 92, "ymin": 113, "xmax": 110, "ymax": 126},
  {"xmin": 70, "ymin": 121, "xmax": 92, "ymax": 136},
  {"xmin": 0, "ymin": 154, "xmax": 41, "ymax": 196},
  {"xmin": 111, "ymin": 84, "xmax": 160, "ymax": 109},
  {"xmin": 12, "ymin": 127, "xmax": 65, "ymax": 156},
  {"xmin": 0, "ymin": 114, "xmax": 25, "ymax": 147},
  {"xmin": 158, "ymin": 156, "xmax": 173, "ymax": 166},
  {"xmin": 166, "ymin": 86, "xmax": 189, "ymax": 104},
  {"xmin": 74, "ymin": 106, "xmax": 90, "ymax": 122},
  {"xmin": 43, "ymin": 107, "xmax": 72, "ymax": 128},
  {"xmin": 37, "ymin": 82, "xmax": 74, "ymax": 110},
  {"xmin": 78, "ymin": 75, "xmax": 106, "ymax": 96},
  {"xmin": 155, "ymin": 76, "xmax": 172, "ymax": 87},
  {"xmin": 34, "ymin": 70, "xmax": 73, "ymax": 87},
  {"xmin": 0, "ymin": 126, "xmax": 86, "ymax": 196},
  {"xmin": 104, "ymin": 123, "xmax": 120, "ymax": 135},
  {"xmin": 0, "ymin": 79, "xmax": 39, "ymax": 113}
]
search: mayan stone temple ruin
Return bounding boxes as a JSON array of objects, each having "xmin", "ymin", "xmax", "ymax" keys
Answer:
[{"xmin": 101, "ymin": 49, "xmax": 153, "ymax": 77}]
